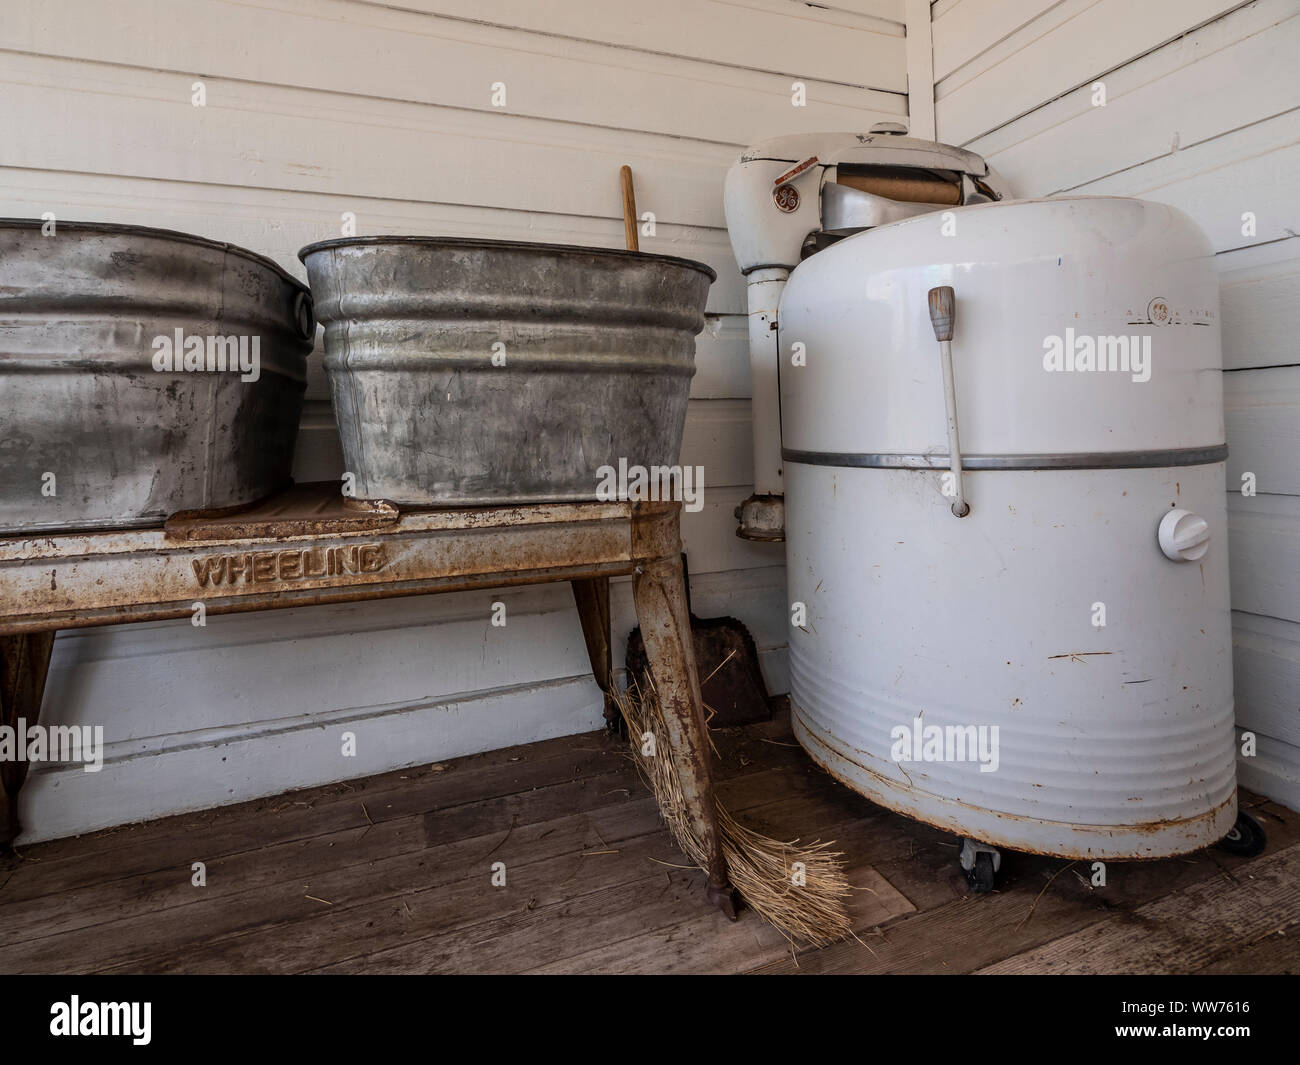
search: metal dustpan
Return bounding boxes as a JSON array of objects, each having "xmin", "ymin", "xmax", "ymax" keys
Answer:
[{"xmin": 626, "ymin": 553, "xmax": 772, "ymax": 729}]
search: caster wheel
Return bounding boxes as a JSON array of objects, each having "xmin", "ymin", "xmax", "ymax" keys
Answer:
[
  {"xmin": 1217, "ymin": 810, "xmax": 1266, "ymax": 857},
  {"xmin": 958, "ymin": 837, "xmax": 1000, "ymax": 893},
  {"xmin": 965, "ymin": 851, "xmax": 997, "ymax": 894}
]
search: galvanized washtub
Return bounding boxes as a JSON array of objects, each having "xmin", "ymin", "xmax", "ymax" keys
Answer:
[
  {"xmin": 298, "ymin": 236, "xmax": 714, "ymax": 505},
  {"xmin": 0, "ymin": 220, "xmax": 315, "ymax": 533}
]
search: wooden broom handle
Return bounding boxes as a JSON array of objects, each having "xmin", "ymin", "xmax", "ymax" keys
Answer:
[{"xmin": 620, "ymin": 165, "xmax": 639, "ymax": 252}]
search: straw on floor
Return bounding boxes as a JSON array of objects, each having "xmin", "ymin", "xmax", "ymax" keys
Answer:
[{"xmin": 615, "ymin": 678, "xmax": 853, "ymax": 948}]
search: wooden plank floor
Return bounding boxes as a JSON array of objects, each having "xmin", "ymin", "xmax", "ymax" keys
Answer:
[{"xmin": 2, "ymin": 705, "xmax": 1298, "ymax": 974}]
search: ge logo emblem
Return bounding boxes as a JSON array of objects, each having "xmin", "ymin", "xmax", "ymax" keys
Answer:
[
  {"xmin": 773, "ymin": 184, "xmax": 800, "ymax": 213},
  {"xmin": 1148, "ymin": 297, "xmax": 1171, "ymax": 324}
]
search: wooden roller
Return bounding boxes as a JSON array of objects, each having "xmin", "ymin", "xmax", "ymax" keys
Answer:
[{"xmin": 836, "ymin": 167, "xmax": 962, "ymax": 206}]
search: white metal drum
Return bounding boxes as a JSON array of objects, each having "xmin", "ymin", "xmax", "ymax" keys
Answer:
[{"xmin": 779, "ymin": 197, "xmax": 1236, "ymax": 858}]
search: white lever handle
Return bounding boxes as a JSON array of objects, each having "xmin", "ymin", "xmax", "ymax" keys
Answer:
[{"xmin": 928, "ymin": 286, "xmax": 968, "ymax": 518}]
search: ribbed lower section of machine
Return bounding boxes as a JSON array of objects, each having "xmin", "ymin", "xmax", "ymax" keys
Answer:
[
  {"xmin": 791, "ymin": 699, "xmax": 1237, "ymax": 859},
  {"xmin": 783, "ymin": 460, "xmax": 1238, "ymax": 860}
]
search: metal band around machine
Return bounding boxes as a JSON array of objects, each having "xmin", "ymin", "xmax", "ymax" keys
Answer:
[{"xmin": 781, "ymin": 444, "xmax": 1229, "ymax": 471}]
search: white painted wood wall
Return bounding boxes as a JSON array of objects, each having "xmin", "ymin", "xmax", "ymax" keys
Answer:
[
  {"xmin": 0, "ymin": 0, "xmax": 910, "ymax": 841},
  {"xmin": 928, "ymin": 0, "xmax": 1300, "ymax": 810}
]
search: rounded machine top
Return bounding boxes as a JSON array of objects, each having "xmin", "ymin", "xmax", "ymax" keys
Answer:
[{"xmin": 779, "ymin": 196, "xmax": 1224, "ymax": 460}]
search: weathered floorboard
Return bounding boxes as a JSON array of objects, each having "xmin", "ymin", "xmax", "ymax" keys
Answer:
[{"xmin": 2, "ymin": 709, "xmax": 1297, "ymax": 975}]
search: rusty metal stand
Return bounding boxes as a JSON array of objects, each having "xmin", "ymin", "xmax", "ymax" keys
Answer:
[
  {"xmin": 631, "ymin": 555, "xmax": 740, "ymax": 919},
  {"xmin": 0, "ymin": 489, "xmax": 737, "ymax": 916},
  {"xmin": 0, "ymin": 631, "xmax": 55, "ymax": 847}
]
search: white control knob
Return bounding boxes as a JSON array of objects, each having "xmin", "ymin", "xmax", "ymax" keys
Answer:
[{"xmin": 1158, "ymin": 508, "xmax": 1210, "ymax": 562}]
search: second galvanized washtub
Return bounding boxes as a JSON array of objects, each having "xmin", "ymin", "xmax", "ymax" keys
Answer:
[
  {"xmin": 298, "ymin": 237, "xmax": 715, "ymax": 505},
  {"xmin": 0, "ymin": 220, "xmax": 315, "ymax": 533}
]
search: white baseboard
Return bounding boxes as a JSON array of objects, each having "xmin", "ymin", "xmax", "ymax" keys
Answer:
[
  {"xmin": 19, "ymin": 639, "xmax": 790, "ymax": 845},
  {"xmin": 18, "ymin": 674, "xmax": 606, "ymax": 845},
  {"xmin": 1237, "ymin": 730, "xmax": 1300, "ymax": 815}
]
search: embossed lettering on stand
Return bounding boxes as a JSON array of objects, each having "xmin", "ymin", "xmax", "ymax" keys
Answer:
[{"xmin": 191, "ymin": 544, "xmax": 389, "ymax": 587}]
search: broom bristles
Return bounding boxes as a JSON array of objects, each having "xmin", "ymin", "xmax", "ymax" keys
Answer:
[{"xmin": 615, "ymin": 677, "xmax": 853, "ymax": 948}]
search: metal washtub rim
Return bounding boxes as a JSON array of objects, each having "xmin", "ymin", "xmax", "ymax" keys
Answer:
[
  {"xmin": 0, "ymin": 357, "xmax": 310, "ymax": 383},
  {"xmin": 782, "ymin": 444, "xmax": 1230, "ymax": 471},
  {"xmin": 0, "ymin": 217, "xmax": 310, "ymax": 295},
  {"xmin": 0, "ymin": 304, "xmax": 315, "ymax": 340},
  {"xmin": 314, "ymin": 312, "xmax": 708, "ymax": 332},
  {"xmin": 297, "ymin": 234, "xmax": 718, "ymax": 282},
  {"xmin": 318, "ymin": 353, "xmax": 697, "ymax": 376}
]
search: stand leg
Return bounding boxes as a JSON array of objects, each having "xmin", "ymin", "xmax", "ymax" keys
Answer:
[
  {"xmin": 0, "ymin": 631, "xmax": 55, "ymax": 849},
  {"xmin": 631, "ymin": 555, "xmax": 738, "ymax": 919},
  {"xmin": 570, "ymin": 576, "xmax": 619, "ymax": 730}
]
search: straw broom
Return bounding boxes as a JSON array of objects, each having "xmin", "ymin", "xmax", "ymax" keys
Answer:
[
  {"xmin": 611, "ymin": 165, "xmax": 850, "ymax": 947},
  {"xmin": 614, "ymin": 675, "xmax": 853, "ymax": 948}
]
